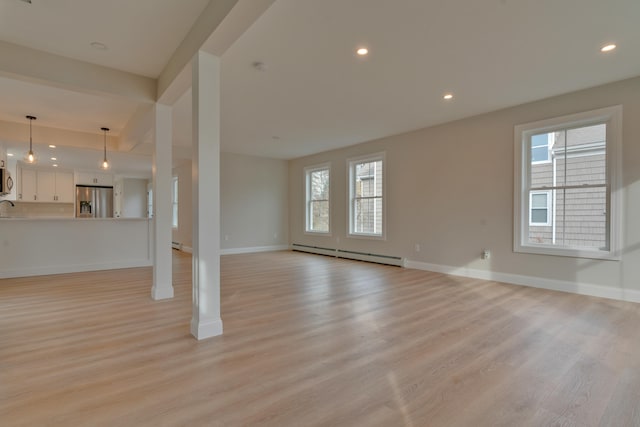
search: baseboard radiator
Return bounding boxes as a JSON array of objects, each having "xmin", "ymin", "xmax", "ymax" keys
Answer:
[
  {"xmin": 291, "ymin": 244, "xmax": 404, "ymax": 267},
  {"xmin": 171, "ymin": 241, "xmax": 183, "ymax": 251}
]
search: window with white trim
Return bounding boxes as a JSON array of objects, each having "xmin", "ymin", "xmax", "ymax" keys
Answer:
[
  {"xmin": 171, "ymin": 176, "xmax": 178, "ymax": 228},
  {"xmin": 349, "ymin": 153, "xmax": 385, "ymax": 238},
  {"xmin": 305, "ymin": 164, "xmax": 330, "ymax": 233},
  {"xmin": 514, "ymin": 106, "xmax": 622, "ymax": 259}
]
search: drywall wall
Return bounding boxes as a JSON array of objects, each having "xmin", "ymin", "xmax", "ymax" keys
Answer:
[
  {"xmin": 289, "ymin": 76, "xmax": 640, "ymax": 300},
  {"xmin": 220, "ymin": 152, "xmax": 288, "ymax": 251},
  {"xmin": 122, "ymin": 178, "xmax": 148, "ymax": 218},
  {"xmin": 172, "ymin": 152, "xmax": 289, "ymax": 252}
]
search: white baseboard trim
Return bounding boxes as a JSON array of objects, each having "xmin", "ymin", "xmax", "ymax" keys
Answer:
[
  {"xmin": 221, "ymin": 245, "xmax": 289, "ymax": 255},
  {"xmin": 191, "ymin": 317, "xmax": 223, "ymax": 340},
  {"xmin": 405, "ymin": 259, "xmax": 640, "ymax": 304},
  {"xmin": 0, "ymin": 259, "xmax": 153, "ymax": 279}
]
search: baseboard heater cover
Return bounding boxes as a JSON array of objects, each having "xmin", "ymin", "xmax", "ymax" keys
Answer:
[{"xmin": 292, "ymin": 244, "xmax": 404, "ymax": 267}]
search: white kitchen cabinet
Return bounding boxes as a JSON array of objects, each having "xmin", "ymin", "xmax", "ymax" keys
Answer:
[
  {"xmin": 19, "ymin": 167, "xmax": 37, "ymax": 201},
  {"xmin": 38, "ymin": 170, "xmax": 74, "ymax": 202},
  {"xmin": 76, "ymin": 171, "xmax": 113, "ymax": 186},
  {"xmin": 37, "ymin": 170, "xmax": 56, "ymax": 201},
  {"xmin": 55, "ymin": 172, "xmax": 74, "ymax": 202},
  {"xmin": 18, "ymin": 165, "xmax": 74, "ymax": 203}
]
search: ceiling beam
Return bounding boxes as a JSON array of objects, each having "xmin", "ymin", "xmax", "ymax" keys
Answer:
[
  {"xmin": 157, "ymin": 0, "xmax": 276, "ymax": 105},
  {"xmin": 0, "ymin": 41, "xmax": 156, "ymax": 103}
]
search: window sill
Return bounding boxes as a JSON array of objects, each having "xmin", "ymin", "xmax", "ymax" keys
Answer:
[
  {"xmin": 348, "ymin": 232, "xmax": 386, "ymax": 241},
  {"xmin": 304, "ymin": 230, "xmax": 332, "ymax": 237},
  {"xmin": 514, "ymin": 244, "xmax": 620, "ymax": 261}
]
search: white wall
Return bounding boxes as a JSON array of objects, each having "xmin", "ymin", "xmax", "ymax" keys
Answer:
[
  {"xmin": 289, "ymin": 76, "xmax": 640, "ymax": 301},
  {"xmin": 172, "ymin": 152, "xmax": 289, "ymax": 252},
  {"xmin": 122, "ymin": 178, "xmax": 148, "ymax": 218}
]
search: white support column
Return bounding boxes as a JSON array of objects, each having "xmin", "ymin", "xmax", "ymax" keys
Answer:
[
  {"xmin": 190, "ymin": 50, "xmax": 223, "ymax": 339},
  {"xmin": 151, "ymin": 103, "xmax": 174, "ymax": 300}
]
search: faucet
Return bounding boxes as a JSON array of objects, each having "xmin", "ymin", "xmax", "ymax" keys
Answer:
[{"xmin": 0, "ymin": 200, "xmax": 15, "ymax": 217}]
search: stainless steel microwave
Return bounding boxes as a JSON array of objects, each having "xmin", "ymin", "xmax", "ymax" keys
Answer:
[{"xmin": 0, "ymin": 168, "xmax": 14, "ymax": 196}]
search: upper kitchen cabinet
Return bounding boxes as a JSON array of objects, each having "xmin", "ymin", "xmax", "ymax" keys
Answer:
[
  {"xmin": 18, "ymin": 167, "xmax": 37, "ymax": 201},
  {"xmin": 38, "ymin": 170, "xmax": 74, "ymax": 203},
  {"xmin": 76, "ymin": 171, "xmax": 114, "ymax": 187},
  {"xmin": 18, "ymin": 164, "xmax": 74, "ymax": 203},
  {"xmin": 55, "ymin": 172, "xmax": 74, "ymax": 202}
]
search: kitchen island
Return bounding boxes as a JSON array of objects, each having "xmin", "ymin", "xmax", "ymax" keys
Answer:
[{"xmin": 0, "ymin": 217, "xmax": 152, "ymax": 278}]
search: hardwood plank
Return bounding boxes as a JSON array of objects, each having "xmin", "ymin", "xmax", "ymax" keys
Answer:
[{"xmin": 1, "ymin": 250, "xmax": 639, "ymax": 426}]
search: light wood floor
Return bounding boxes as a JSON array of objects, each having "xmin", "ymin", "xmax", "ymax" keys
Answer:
[{"xmin": 2, "ymin": 251, "xmax": 640, "ymax": 426}]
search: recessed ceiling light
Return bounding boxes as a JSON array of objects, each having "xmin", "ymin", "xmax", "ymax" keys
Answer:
[
  {"xmin": 51, "ymin": 157, "xmax": 57, "ymax": 161},
  {"xmin": 601, "ymin": 44, "xmax": 616, "ymax": 52},
  {"xmin": 52, "ymin": 164, "xmax": 58, "ymax": 167},
  {"xmin": 271, "ymin": 136, "xmax": 280, "ymax": 140},
  {"xmin": 90, "ymin": 41, "xmax": 108, "ymax": 51},
  {"xmin": 7, "ymin": 153, "xmax": 14, "ymax": 157},
  {"xmin": 49, "ymin": 144, "xmax": 56, "ymax": 148},
  {"xmin": 356, "ymin": 47, "xmax": 369, "ymax": 56},
  {"xmin": 443, "ymin": 93, "xmax": 454, "ymax": 100}
]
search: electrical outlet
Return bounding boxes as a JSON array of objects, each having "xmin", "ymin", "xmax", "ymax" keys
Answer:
[
  {"xmin": 415, "ymin": 243, "xmax": 421, "ymax": 252},
  {"xmin": 482, "ymin": 249, "xmax": 491, "ymax": 259}
]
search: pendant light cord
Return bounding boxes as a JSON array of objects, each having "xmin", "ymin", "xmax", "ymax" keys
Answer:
[
  {"xmin": 101, "ymin": 127, "xmax": 110, "ymax": 168},
  {"xmin": 25, "ymin": 115, "xmax": 37, "ymax": 162}
]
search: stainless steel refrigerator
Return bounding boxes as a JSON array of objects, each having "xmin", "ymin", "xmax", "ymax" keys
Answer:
[{"xmin": 76, "ymin": 185, "xmax": 114, "ymax": 218}]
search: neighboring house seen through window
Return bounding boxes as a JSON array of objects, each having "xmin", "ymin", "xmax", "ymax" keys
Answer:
[
  {"xmin": 305, "ymin": 164, "xmax": 330, "ymax": 233},
  {"xmin": 531, "ymin": 133, "xmax": 552, "ymax": 163},
  {"xmin": 514, "ymin": 106, "xmax": 622, "ymax": 259},
  {"xmin": 529, "ymin": 191, "xmax": 551, "ymax": 226},
  {"xmin": 349, "ymin": 153, "xmax": 385, "ymax": 238}
]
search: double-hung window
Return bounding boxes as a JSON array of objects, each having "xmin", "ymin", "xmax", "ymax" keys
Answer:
[
  {"xmin": 305, "ymin": 164, "xmax": 330, "ymax": 233},
  {"xmin": 171, "ymin": 176, "xmax": 178, "ymax": 228},
  {"xmin": 514, "ymin": 106, "xmax": 622, "ymax": 259},
  {"xmin": 348, "ymin": 153, "xmax": 385, "ymax": 238}
]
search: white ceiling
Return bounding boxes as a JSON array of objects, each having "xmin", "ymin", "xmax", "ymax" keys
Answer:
[
  {"xmin": 0, "ymin": 0, "xmax": 209, "ymax": 78},
  {"xmin": 0, "ymin": 75, "xmax": 140, "ymax": 134},
  {"xmin": 1, "ymin": 0, "xmax": 639, "ymax": 170}
]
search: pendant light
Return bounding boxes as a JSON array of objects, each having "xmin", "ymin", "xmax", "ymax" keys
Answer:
[
  {"xmin": 100, "ymin": 127, "xmax": 110, "ymax": 170},
  {"xmin": 25, "ymin": 115, "xmax": 37, "ymax": 164}
]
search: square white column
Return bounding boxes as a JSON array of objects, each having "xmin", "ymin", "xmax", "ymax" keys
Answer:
[
  {"xmin": 151, "ymin": 103, "xmax": 174, "ymax": 300},
  {"xmin": 191, "ymin": 50, "xmax": 223, "ymax": 339}
]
